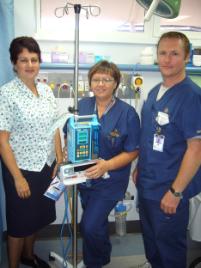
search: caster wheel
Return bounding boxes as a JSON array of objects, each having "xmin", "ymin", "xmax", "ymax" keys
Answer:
[{"xmin": 49, "ymin": 253, "xmax": 55, "ymax": 261}]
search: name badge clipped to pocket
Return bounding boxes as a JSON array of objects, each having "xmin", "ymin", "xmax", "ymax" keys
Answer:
[
  {"xmin": 156, "ymin": 111, "xmax": 169, "ymax": 126},
  {"xmin": 153, "ymin": 134, "xmax": 165, "ymax": 152}
]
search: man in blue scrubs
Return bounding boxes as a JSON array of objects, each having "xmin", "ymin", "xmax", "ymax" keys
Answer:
[{"xmin": 134, "ymin": 32, "xmax": 201, "ymax": 268}]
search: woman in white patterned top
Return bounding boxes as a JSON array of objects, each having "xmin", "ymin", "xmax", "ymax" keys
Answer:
[{"xmin": 0, "ymin": 37, "xmax": 62, "ymax": 268}]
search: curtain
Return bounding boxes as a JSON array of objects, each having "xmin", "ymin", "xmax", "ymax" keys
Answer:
[
  {"xmin": 0, "ymin": 163, "xmax": 4, "ymax": 263},
  {"xmin": 0, "ymin": 0, "xmax": 14, "ymax": 263},
  {"xmin": 0, "ymin": 0, "xmax": 14, "ymax": 86}
]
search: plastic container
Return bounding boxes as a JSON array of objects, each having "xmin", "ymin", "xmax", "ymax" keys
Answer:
[
  {"xmin": 114, "ymin": 202, "xmax": 127, "ymax": 236},
  {"xmin": 140, "ymin": 47, "xmax": 154, "ymax": 65},
  {"xmin": 193, "ymin": 48, "xmax": 201, "ymax": 67}
]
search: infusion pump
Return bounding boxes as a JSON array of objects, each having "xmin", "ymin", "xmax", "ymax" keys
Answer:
[
  {"xmin": 67, "ymin": 114, "xmax": 100, "ymax": 163},
  {"xmin": 60, "ymin": 114, "xmax": 100, "ymax": 185}
]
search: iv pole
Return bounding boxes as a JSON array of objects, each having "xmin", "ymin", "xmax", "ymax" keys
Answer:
[
  {"xmin": 50, "ymin": 3, "xmax": 100, "ymax": 268},
  {"xmin": 72, "ymin": 5, "xmax": 80, "ymax": 266}
]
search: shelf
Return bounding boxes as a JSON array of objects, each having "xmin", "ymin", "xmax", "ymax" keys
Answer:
[{"xmin": 40, "ymin": 63, "xmax": 201, "ymax": 74}]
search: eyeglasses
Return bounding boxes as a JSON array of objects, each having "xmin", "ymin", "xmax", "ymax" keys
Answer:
[
  {"xmin": 18, "ymin": 57, "xmax": 39, "ymax": 64},
  {"xmin": 91, "ymin": 78, "xmax": 115, "ymax": 85}
]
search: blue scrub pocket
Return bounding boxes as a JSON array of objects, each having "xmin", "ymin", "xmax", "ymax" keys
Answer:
[{"xmin": 110, "ymin": 136, "xmax": 124, "ymax": 152}]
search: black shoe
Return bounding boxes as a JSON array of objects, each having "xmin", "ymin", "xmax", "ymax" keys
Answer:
[{"xmin": 21, "ymin": 254, "xmax": 50, "ymax": 268}]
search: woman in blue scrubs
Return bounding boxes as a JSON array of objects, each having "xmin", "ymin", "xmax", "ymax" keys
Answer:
[
  {"xmin": 64, "ymin": 60, "xmax": 140, "ymax": 268},
  {"xmin": 134, "ymin": 32, "xmax": 201, "ymax": 268}
]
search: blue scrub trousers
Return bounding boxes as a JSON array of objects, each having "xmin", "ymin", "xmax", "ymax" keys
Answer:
[
  {"xmin": 139, "ymin": 198, "xmax": 189, "ymax": 268},
  {"xmin": 79, "ymin": 189, "xmax": 117, "ymax": 268}
]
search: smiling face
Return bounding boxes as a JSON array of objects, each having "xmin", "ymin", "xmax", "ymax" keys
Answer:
[
  {"xmin": 90, "ymin": 72, "xmax": 117, "ymax": 101},
  {"xmin": 14, "ymin": 48, "xmax": 40, "ymax": 83},
  {"xmin": 88, "ymin": 61, "xmax": 121, "ymax": 102},
  {"xmin": 157, "ymin": 37, "xmax": 189, "ymax": 86}
]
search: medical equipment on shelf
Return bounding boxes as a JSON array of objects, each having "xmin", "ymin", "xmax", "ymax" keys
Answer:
[
  {"xmin": 140, "ymin": 47, "xmax": 154, "ymax": 65},
  {"xmin": 192, "ymin": 47, "xmax": 201, "ymax": 67},
  {"xmin": 131, "ymin": 73, "xmax": 143, "ymax": 109},
  {"xmin": 132, "ymin": 73, "xmax": 143, "ymax": 93}
]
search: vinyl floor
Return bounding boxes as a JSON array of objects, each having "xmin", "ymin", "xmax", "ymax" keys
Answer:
[{"xmin": 1, "ymin": 232, "xmax": 201, "ymax": 268}]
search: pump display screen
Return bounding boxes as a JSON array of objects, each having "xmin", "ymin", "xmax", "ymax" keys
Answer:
[
  {"xmin": 77, "ymin": 131, "xmax": 88, "ymax": 144},
  {"xmin": 75, "ymin": 128, "xmax": 90, "ymax": 160}
]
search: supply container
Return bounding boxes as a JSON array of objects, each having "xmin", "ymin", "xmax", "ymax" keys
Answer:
[
  {"xmin": 114, "ymin": 202, "xmax": 127, "ymax": 236},
  {"xmin": 140, "ymin": 47, "xmax": 154, "ymax": 65},
  {"xmin": 192, "ymin": 48, "xmax": 201, "ymax": 67}
]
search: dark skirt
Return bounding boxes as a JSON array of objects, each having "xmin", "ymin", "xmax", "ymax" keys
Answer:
[{"xmin": 2, "ymin": 162, "xmax": 56, "ymax": 237}]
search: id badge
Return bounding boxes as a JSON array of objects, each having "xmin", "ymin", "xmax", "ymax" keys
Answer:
[
  {"xmin": 153, "ymin": 134, "xmax": 165, "ymax": 152},
  {"xmin": 156, "ymin": 111, "xmax": 169, "ymax": 126}
]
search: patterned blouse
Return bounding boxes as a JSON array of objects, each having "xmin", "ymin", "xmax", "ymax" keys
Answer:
[{"xmin": 0, "ymin": 77, "xmax": 59, "ymax": 172}]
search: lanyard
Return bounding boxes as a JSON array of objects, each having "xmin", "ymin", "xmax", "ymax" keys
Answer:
[{"xmin": 94, "ymin": 96, "xmax": 116, "ymax": 116}]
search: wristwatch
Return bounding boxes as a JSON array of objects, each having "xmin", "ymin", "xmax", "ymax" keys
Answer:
[{"xmin": 169, "ymin": 186, "xmax": 183, "ymax": 199}]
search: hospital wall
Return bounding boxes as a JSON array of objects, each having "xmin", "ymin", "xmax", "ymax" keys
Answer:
[
  {"xmin": 1, "ymin": 0, "xmax": 197, "ymax": 231},
  {"xmin": 10, "ymin": 0, "xmax": 201, "ymax": 229}
]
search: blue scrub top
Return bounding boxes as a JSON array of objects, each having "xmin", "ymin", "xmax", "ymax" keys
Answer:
[
  {"xmin": 64, "ymin": 96, "xmax": 140, "ymax": 200},
  {"xmin": 138, "ymin": 77, "xmax": 201, "ymax": 201}
]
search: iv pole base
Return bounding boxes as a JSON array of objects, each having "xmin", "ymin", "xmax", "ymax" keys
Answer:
[{"xmin": 49, "ymin": 251, "xmax": 85, "ymax": 268}]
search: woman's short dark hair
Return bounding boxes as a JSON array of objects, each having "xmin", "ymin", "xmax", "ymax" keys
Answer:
[
  {"xmin": 9, "ymin": 36, "xmax": 42, "ymax": 64},
  {"xmin": 88, "ymin": 60, "xmax": 121, "ymax": 92}
]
